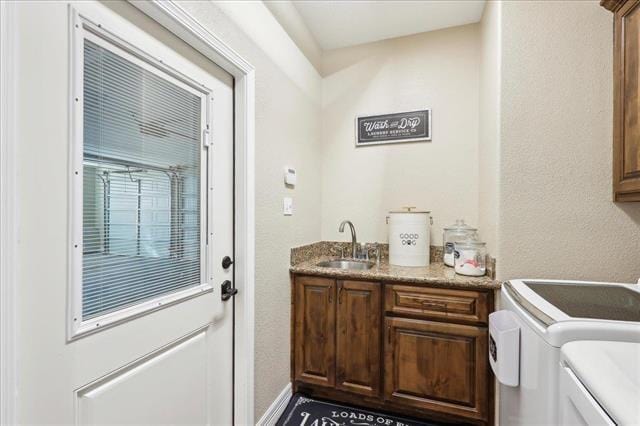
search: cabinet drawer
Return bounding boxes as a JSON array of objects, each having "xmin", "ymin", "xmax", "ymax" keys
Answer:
[{"xmin": 385, "ymin": 284, "xmax": 489, "ymax": 325}]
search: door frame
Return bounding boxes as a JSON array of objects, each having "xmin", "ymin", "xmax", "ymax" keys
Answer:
[
  {"xmin": 0, "ymin": 1, "xmax": 256, "ymax": 424},
  {"xmin": 0, "ymin": 1, "xmax": 18, "ymax": 423}
]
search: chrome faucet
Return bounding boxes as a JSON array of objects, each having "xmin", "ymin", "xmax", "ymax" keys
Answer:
[{"xmin": 339, "ymin": 220, "xmax": 358, "ymax": 258}]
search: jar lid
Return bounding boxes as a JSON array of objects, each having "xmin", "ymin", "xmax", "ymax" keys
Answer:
[
  {"xmin": 389, "ymin": 206, "xmax": 431, "ymax": 214},
  {"xmin": 443, "ymin": 219, "xmax": 477, "ymax": 231},
  {"xmin": 454, "ymin": 240, "xmax": 486, "ymax": 249}
]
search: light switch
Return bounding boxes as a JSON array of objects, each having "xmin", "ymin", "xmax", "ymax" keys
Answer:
[
  {"xmin": 283, "ymin": 197, "xmax": 293, "ymax": 216},
  {"xmin": 284, "ymin": 166, "xmax": 296, "ymax": 186}
]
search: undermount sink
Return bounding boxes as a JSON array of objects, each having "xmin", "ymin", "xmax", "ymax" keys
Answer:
[{"xmin": 316, "ymin": 259, "xmax": 375, "ymax": 270}]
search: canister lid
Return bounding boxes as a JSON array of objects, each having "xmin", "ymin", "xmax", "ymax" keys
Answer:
[
  {"xmin": 443, "ymin": 219, "xmax": 477, "ymax": 231},
  {"xmin": 389, "ymin": 206, "xmax": 431, "ymax": 214},
  {"xmin": 454, "ymin": 240, "xmax": 486, "ymax": 249}
]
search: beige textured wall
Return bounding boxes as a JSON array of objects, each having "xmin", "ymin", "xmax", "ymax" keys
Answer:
[
  {"xmin": 320, "ymin": 25, "xmax": 481, "ymax": 245},
  {"xmin": 478, "ymin": 1, "xmax": 501, "ymax": 257},
  {"xmin": 498, "ymin": 0, "xmax": 640, "ymax": 282},
  {"xmin": 175, "ymin": 1, "xmax": 323, "ymax": 419}
]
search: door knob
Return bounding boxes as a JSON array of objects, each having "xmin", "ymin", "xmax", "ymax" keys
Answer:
[
  {"xmin": 221, "ymin": 280, "xmax": 238, "ymax": 301},
  {"xmin": 222, "ymin": 256, "xmax": 234, "ymax": 269}
]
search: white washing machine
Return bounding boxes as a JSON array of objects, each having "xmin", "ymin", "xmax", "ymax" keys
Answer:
[
  {"xmin": 490, "ymin": 279, "xmax": 640, "ymax": 426},
  {"xmin": 559, "ymin": 341, "xmax": 640, "ymax": 425}
]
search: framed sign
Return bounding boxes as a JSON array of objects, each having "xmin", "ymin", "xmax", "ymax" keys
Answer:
[{"xmin": 355, "ymin": 109, "xmax": 431, "ymax": 147}]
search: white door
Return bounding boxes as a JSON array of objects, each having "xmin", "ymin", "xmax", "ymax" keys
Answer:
[{"xmin": 13, "ymin": 1, "xmax": 235, "ymax": 424}]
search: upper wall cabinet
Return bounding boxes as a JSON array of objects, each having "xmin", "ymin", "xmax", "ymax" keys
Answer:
[{"xmin": 602, "ymin": 0, "xmax": 640, "ymax": 201}]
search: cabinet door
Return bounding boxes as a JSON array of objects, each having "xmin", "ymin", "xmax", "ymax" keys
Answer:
[
  {"xmin": 336, "ymin": 280, "xmax": 381, "ymax": 397},
  {"xmin": 384, "ymin": 317, "xmax": 488, "ymax": 421},
  {"xmin": 613, "ymin": 0, "xmax": 640, "ymax": 201},
  {"xmin": 294, "ymin": 276, "xmax": 336, "ymax": 387}
]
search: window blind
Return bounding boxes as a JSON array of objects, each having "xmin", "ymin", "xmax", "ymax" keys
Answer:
[{"xmin": 82, "ymin": 39, "xmax": 203, "ymax": 320}]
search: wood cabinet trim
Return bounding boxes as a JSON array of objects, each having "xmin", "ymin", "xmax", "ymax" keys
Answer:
[{"xmin": 602, "ymin": 0, "xmax": 628, "ymax": 12}]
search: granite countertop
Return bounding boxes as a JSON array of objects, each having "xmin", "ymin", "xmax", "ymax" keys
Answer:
[{"xmin": 290, "ymin": 255, "xmax": 500, "ymax": 290}]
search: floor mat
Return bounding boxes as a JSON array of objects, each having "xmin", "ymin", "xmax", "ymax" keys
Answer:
[{"xmin": 276, "ymin": 394, "xmax": 449, "ymax": 426}]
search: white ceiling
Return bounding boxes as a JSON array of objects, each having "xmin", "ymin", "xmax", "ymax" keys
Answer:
[{"xmin": 292, "ymin": 0, "xmax": 486, "ymax": 50}]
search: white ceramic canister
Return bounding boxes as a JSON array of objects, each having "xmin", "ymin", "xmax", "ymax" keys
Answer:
[{"xmin": 387, "ymin": 207, "xmax": 432, "ymax": 267}]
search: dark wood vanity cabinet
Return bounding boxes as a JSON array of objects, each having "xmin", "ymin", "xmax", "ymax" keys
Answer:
[
  {"xmin": 601, "ymin": 0, "xmax": 640, "ymax": 201},
  {"xmin": 292, "ymin": 274, "xmax": 494, "ymax": 425}
]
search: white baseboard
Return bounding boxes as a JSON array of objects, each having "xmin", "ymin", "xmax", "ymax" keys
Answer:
[{"xmin": 256, "ymin": 383, "xmax": 292, "ymax": 426}]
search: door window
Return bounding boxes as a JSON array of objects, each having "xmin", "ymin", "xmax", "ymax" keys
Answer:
[{"xmin": 71, "ymin": 22, "xmax": 212, "ymax": 335}]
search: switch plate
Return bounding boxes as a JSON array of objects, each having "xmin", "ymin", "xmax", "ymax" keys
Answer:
[{"xmin": 283, "ymin": 197, "xmax": 293, "ymax": 216}]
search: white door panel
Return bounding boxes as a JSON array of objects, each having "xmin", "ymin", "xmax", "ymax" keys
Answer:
[
  {"xmin": 14, "ymin": 1, "xmax": 235, "ymax": 424},
  {"xmin": 78, "ymin": 329, "xmax": 209, "ymax": 426}
]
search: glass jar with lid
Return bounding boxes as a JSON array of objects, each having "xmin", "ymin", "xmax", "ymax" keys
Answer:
[
  {"xmin": 443, "ymin": 219, "xmax": 478, "ymax": 266},
  {"xmin": 454, "ymin": 240, "xmax": 487, "ymax": 277}
]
